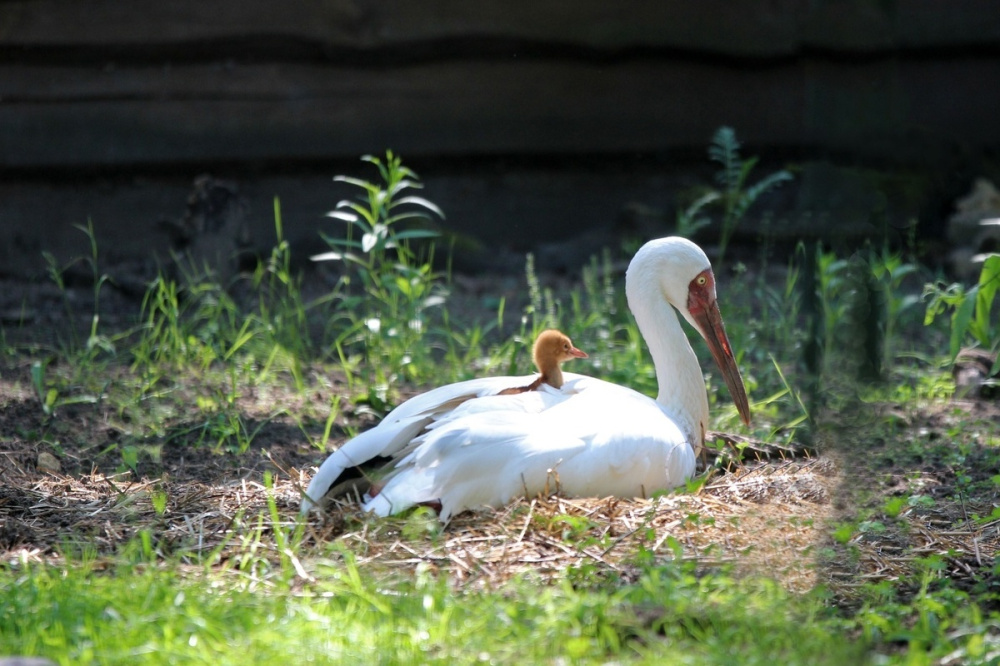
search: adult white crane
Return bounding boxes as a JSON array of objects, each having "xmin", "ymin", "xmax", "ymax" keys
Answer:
[{"xmin": 300, "ymin": 236, "xmax": 751, "ymax": 521}]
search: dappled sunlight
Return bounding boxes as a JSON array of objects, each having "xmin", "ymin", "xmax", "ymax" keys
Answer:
[
  {"xmin": 304, "ymin": 460, "xmax": 836, "ymax": 593},
  {"xmin": 2, "ymin": 144, "xmax": 998, "ymax": 662},
  {"xmin": 817, "ymin": 395, "xmax": 1000, "ymax": 610}
]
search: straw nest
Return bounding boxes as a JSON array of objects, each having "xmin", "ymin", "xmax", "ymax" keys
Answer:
[
  {"xmin": 0, "ymin": 442, "xmax": 829, "ymax": 593},
  {"xmin": 2, "ymin": 426, "xmax": 996, "ymax": 599}
]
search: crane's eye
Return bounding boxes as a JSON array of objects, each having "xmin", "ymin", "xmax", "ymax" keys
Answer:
[{"xmin": 696, "ymin": 275, "xmax": 707, "ymax": 286}]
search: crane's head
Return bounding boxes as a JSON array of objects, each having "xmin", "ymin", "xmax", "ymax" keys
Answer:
[{"xmin": 626, "ymin": 236, "xmax": 751, "ymax": 426}]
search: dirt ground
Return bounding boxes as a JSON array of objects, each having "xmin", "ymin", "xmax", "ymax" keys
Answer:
[{"xmin": 1, "ymin": 268, "xmax": 998, "ymax": 610}]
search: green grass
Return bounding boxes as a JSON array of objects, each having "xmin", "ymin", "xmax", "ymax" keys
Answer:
[{"xmin": 1, "ymin": 551, "xmax": 864, "ymax": 665}]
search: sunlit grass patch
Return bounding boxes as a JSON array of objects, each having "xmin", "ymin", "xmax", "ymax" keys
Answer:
[{"xmin": 1, "ymin": 546, "xmax": 864, "ymax": 666}]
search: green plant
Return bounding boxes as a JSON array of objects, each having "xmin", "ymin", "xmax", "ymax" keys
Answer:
[
  {"xmin": 39, "ymin": 221, "xmax": 117, "ymax": 363},
  {"xmin": 29, "ymin": 358, "xmax": 98, "ymax": 418},
  {"xmin": 869, "ymin": 247, "xmax": 924, "ymax": 364},
  {"xmin": 706, "ymin": 127, "xmax": 793, "ymax": 262},
  {"xmin": 133, "ymin": 275, "xmax": 239, "ymax": 373},
  {"xmin": 675, "ymin": 191, "xmax": 719, "ymax": 238},
  {"xmin": 314, "ymin": 151, "xmax": 448, "ymax": 388},
  {"xmin": 8, "ymin": 155, "xmax": 1000, "ymax": 666},
  {"xmin": 76, "ymin": 220, "xmax": 116, "ymax": 358},
  {"xmin": 781, "ymin": 244, "xmax": 924, "ymax": 386},
  {"xmin": 814, "ymin": 249, "xmax": 856, "ymax": 378},
  {"xmin": 251, "ymin": 201, "xmax": 314, "ymax": 390},
  {"xmin": 925, "ymin": 254, "xmax": 1000, "ymax": 368},
  {"xmin": 756, "ymin": 245, "xmax": 807, "ymax": 358}
]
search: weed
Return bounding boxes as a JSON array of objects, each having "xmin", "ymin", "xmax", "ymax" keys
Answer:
[
  {"xmin": 251, "ymin": 201, "xmax": 313, "ymax": 389},
  {"xmin": 870, "ymin": 248, "xmax": 924, "ymax": 363},
  {"xmin": 706, "ymin": 127, "xmax": 793, "ymax": 263},
  {"xmin": 675, "ymin": 191, "xmax": 719, "ymax": 238},
  {"xmin": 314, "ymin": 151, "xmax": 448, "ymax": 389},
  {"xmin": 29, "ymin": 358, "xmax": 99, "ymax": 419},
  {"xmin": 925, "ymin": 253, "xmax": 1000, "ymax": 366},
  {"xmin": 74, "ymin": 220, "xmax": 117, "ymax": 359},
  {"xmin": 755, "ymin": 246, "xmax": 806, "ymax": 356}
]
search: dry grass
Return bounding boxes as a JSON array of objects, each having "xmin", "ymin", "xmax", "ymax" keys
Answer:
[
  {"xmin": 3, "ymin": 444, "xmax": 836, "ymax": 595},
  {"xmin": 2, "ymin": 378, "xmax": 998, "ymax": 614},
  {"xmin": 307, "ymin": 459, "xmax": 834, "ymax": 591}
]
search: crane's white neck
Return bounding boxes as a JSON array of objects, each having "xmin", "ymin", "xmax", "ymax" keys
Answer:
[{"xmin": 625, "ymin": 257, "xmax": 710, "ymax": 449}]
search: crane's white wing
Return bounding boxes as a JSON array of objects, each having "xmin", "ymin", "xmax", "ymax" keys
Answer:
[
  {"xmin": 364, "ymin": 375, "xmax": 696, "ymax": 520},
  {"xmin": 300, "ymin": 373, "xmax": 545, "ymax": 513}
]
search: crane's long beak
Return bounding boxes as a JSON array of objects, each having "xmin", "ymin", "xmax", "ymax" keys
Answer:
[{"xmin": 693, "ymin": 300, "xmax": 751, "ymax": 426}]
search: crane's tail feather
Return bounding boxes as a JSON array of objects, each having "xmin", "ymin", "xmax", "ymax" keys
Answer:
[
  {"xmin": 299, "ymin": 449, "xmax": 352, "ymax": 514},
  {"xmin": 299, "ymin": 414, "xmax": 435, "ymax": 514}
]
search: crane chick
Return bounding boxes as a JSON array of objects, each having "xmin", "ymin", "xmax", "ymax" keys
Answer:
[{"xmin": 498, "ymin": 329, "xmax": 588, "ymax": 395}]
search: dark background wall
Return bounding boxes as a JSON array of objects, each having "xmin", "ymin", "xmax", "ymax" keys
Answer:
[{"xmin": 1, "ymin": 0, "xmax": 998, "ymax": 276}]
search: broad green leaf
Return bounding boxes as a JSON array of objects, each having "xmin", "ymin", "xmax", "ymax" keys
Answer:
[
  {"xmin": 950, "ymin": 287, "xmax": 977, "ymax": 359},
  {"xmin": 30, "ymin": 360, "xmax": 44, "ymax": 394},
  {"xmin": 362, "ymin": 153, "xmax": 391, "ymax": 183},
  {"xmin": 333, "ymin": 175, "xmax": 376, "ymax": 191},
  {"xmin": 395, "ymin": 276, "xmax": 412, "ymax": 297},
  {"xmin": 891, "ymin": 263, "xmax": 918, "ymax": 281},
  {"xmin": 423, "ymin": 294, "xmax": 447, "ymax": 308},
  {"xmin": 325, "ymin": 210, "xmax": 358, "ymax": 222},
  {"xmin": 392, "ymin": 229, "xmax": 441, "ymax": 242},
  {"xmin": 973, "ymin": 255, "xmax": 1000, "ymax": 345},
  {"xmin": 385, "ymin": 212, "xmax": 434, "ymax": 226},
  {"xmin": 318, "ymin": 232, "xmax": 362, "ymax": 250},
  {"xmin": 394, "ymin": 196, "xmax": 446, "ymax": 218},
  {"xmin": 389, "ymin": 179, "xmax": 423, "ymax": 196},
  {"xmin": 336, "ymin": 200, "xmax": 377, "ymax": 225},
  {"xmin": 396, "ymin": 165, "xmax": 418, "ymax": 180},
  {"xmin": 311, "ymin": 250, "xmax": 364, "ymax": 265},
  {"xmin": 310, "ymin": 251, "xmax": 345, "ymax": 262},
  {"xmin": 360, "ymin": 225, "xmax": 387, "ymax": 253}
]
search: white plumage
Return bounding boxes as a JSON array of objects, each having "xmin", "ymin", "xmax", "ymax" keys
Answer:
[{"xmin": 301, "ymin": 236, "xmax": 750, "ymax": 521}]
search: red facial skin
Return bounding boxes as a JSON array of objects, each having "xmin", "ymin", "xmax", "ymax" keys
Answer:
[{"xmin": 686, "ymin": 269, "xmax": 751, "ymax": 426}]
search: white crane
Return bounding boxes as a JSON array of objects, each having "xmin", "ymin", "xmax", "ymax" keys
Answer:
[{"xmin": 300, "ymin": 236, "xmax": 751, "ymax": 521}]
